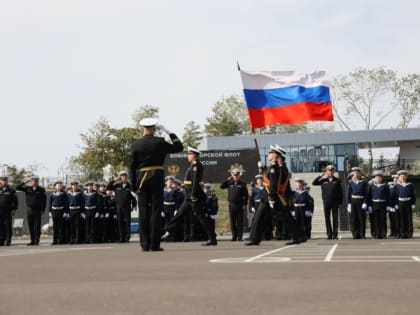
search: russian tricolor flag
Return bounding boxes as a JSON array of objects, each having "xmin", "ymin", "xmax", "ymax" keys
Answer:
[{"xmin": 240, "ymin": 70, "xmax": 334, "ymax": 128}]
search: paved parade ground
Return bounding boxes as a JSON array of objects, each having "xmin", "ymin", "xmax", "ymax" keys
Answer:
[{"xmin": 1, "ymin": 236, "xmax": 420, "ymax": 315}]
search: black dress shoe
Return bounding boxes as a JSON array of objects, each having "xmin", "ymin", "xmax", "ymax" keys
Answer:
[
  {"xmin": 231, "ymin": 238, "xmax": 237, "ymax": 241},
  {"xmin": 285, "ymin": 240, "xmax": 300, "ymax": 245},
  {"xmin": 245, "ymin": 241, "xmax": 259, "ymax": 246},
  {"xmin": 150, "ymin": 248, "xmax": 164, "ymax": 252},
  {"xmin": 202, "ymin": 239, "xmax": 217, "ymax": 246},
  {"xmin": 27, "ymin": 242, "xmax": 35, "ymax": 246},
  {"xmin": 5, "ymin": 241, "xmax": 11, "ymax": 246}
]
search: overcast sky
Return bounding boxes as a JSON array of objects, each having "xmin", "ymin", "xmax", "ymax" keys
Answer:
[{"xmin": 1, "ymin": 0, "xmax": 419, "ymax": 176}]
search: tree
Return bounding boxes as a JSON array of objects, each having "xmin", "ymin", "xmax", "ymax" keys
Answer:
[
  {"xmin": 108, "ymin": 127, "xmax": 140, "ymax": 170},
  {"xmin": 182, "ymin": 121, "xmax": 203, "ymax": 148},
  {"xmin": 331, "ymin": 67, "xmax": 398, "ymax": 131},
  {"xmin": 393, "ymin": 73, "xmax": 420, "ymax": 128},
  {"xmin": 331, "ymin": 67, "xmax": 398, "ymax": 174},
  {"xmin": 205, "ymin": 95, "xmax": 250, "ymax": 136},
  {"xmin": 2, "ymin": 164, "xmax": 31, "ymax": 186},
  {"xmin": 132, "ymin": 104, "xmax": 159, "ymax": 127}
]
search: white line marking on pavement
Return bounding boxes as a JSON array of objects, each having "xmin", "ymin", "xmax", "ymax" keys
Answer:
[
  {"xmin": 412, "ymin": 256, "xmax": 420, "ymax": 261},
  {"xmin": 244, "ymin": 245, "xmax": 296, "ymax": 263},
  {"xmin": 324, "ymin": 244, "xmax": 338, "ymax": 262},
  {"xmin": 0, "ymin": 247, "xmax": 113, "ymax": 257}
]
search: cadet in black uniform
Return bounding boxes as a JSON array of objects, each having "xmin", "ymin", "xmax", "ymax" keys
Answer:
[
  {"xmin": 49, "ymin": 181, "xmax": 69, "ymax": 245},
  {"xmin": 290, "ymin": 178, "xmax": 310, "ymax": 243},
  {"xmin": 163, "ymin": 147, "xmax": 217, "ymax": 246},
  {"xmin": 83, "ymin": 181, "xmax": 103, "ymax": 243},
  {"xmin": 103, "ymin": 188, "xmax": 117, "ymax": 242},
  {"xmin": 67, "ymin": 181, "xmax": 84, "ymax": 244},
  {"xmin": 246, "ymin": 145, "xmax": 291, "ymax": 246},
  {"xmin": 303, "ymin": 183, "xmax": 314, "ymax": 240},
  {"xmin": 220, "ymin": 169, "xmax": 248, "ymax": 241},
  {"xmin": 0, "ymin": 176, "xmax": 18, "ymax": 246},
  {"xmin": 388, "ymin": 175, "xmax": 399, "ymax": 237},
  {"xmin": 312, "ymin": 165, "xmax": 343, "ymax": 239},
  {"xmin": 392, "ymin": 170, "xmax": 416, "ymax": 238},
  {"xmin": 248, "ymin": 175, "xmax": 266, "ymax": 238},
  {"xmin": 367, "ymin": 170, "xmax": 391, "ymax": 239},
  {"xmin": 346, "ymin": 167, "xmax": 368, "ymax": 239},
  {"xmin": 130, "ymin": 118, "xmax": 183, "ymax": 251},
  {"xmin": 204, "ymin": 183, "xmax": 218, "ymax": 241},
  {"xmin": 16, "ymin": 176, "xmax": 47, "ymax": 246},
  {"xmin": 107, "ymin": 171, "xmax": 137, "ymax": 243}
]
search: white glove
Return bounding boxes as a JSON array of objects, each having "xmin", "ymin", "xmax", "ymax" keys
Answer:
[
  {"xmin": 305, "ymin": 211, "xmax": 312, "ymax": 217},
  {"xmin": 174, "ymin": 210, "xmax": 177, "ymax": 216},
  {"xmin": 251, "ymin": 207, "xmax": 256, "ymax": 213},
  {"xmin": 412, "ymin": 204, "xmax": 416, "ymax": 209},
  {"xmin": 395, "ymin": 205, "xmax": 399, "ymax": 210},
  {"xmin": 49, "ymin": 212, "xmax": 52, "ymax": 217},
  {"xmin": 62, "ymin": 212, "xmax": 67, "ymax": 218},
  {"xmin": 390, "ymin": 208, "xmax": 395, "ymax": 213},
  {"xmin": 386, "ymin": 207, "xmax": 391, "ymax": 212},
  {"xmin": 156, "ymin": 124, "xmax": 171, "ymax": 134},
  {"xmin": 268, "ymin": 200, "xmax": 275, "ymax": 209},
  {"xmin": 368, "ymin": 206, "xmax": 372, "ymax": 212},
  {"xmin": 65, "ymin": 213, "xmax": 70, "ymax": 219},
  {"xmin": 105, "ymin": 213, "xmax": 110, "ymax": 218},
  {"xmin": 210, "ymin": 215, "xmax": 217, "ymax": 220},
  {"xmin": 362, "ymin": 203, "xmax": 367, "ymax": 210},
  {"xmin": 257, "ymin": 161, "xmax": 265, "ymax": 169},
  {"xmin": 113, "ymin": 214, "xmax": 118, "ymax": 219},
  {"xmin": 290, "ymin": 211, "xmax": 296, "ymax": 217},
  {"xmin": 100, "ymin": 214, "xmax": 104, "ymax": 219},
  {"xmin": 347, "ymin": 204, "xmax": 351, "ymax": 213},
  {"xmin": 95, "ymin": 212, "xmax": 100, "ymax": 219},
  {"xmin": 80, "ymin": 213, "xmax": 86, "ymax": 219},
  {"xmin": 161, "ymin": 211, "xmax": 166, "ymax": 218}
]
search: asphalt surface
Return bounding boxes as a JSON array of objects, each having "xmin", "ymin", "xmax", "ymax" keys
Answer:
[{"xmin": 1, "ymin": 236, "xmax": 420, "ymax": 315}]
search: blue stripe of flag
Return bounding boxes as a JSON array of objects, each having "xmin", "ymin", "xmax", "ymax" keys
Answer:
[{"xmin": 243, "ymin": 85, "xmax": 331, "ymax": 109}]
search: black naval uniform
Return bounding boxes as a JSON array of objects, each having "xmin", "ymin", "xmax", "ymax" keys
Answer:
[
  {"xmin": 0, "ymin": 185, "xmax": 18, "ymax": 246},
  {"xmin": 220, "ymin": 179, "xmax": 248, "ymax": 241},
  {"xmin": 165, "ymin": 160, "xmax": 217, "ymax": 245},
  {"xmin": 347, "ymin": 179, "xmax": 368, "ymax": 239},
  {"xmin": 67, "ymin": 190, "xmax": 84, "ymax": 244},
  {"xmin": 392, "ymin": 182, "xmax": 416, "ymax": 238},
  {"xmin": 367, "ymin": 182, "xmax": 391, "ymax": 239},
  {"xmin": 103, "ymin": 193, "xmax": 117, "ymax": 242},
  {"xmin": 312, "ymin": 175, "xmax": 343, "ymax": 239},
  {"xmin": 107, "ymin": 181, "xmax": 136, "ymax": 243},
  {"xmin": 205, "ymin": 191, "xmax": 219, "ymax": 241},
  {"xmin": 16, "ymin": 183, "xmax": 47, "ymax": 245},
  {"xmin": 130, "ymin": 133, "xmax": 183, "ymax": 251},
  {"xmin": 291, "ymin": 189, "xmax": 310, "ymax": 243},
  {"xmin": 49, "ymin": 190, "xmax": 69, "ymax": 244},
  {"xmin": 304, "ymin": 193, "xmax": 314, "ymax": 239},
  {"xmin": 248, "ymin": 161, "xmax": 284, "ymax": 245},
  {"xmin": 83, "ymin": 190, "xmax": 103, "ymax": 243}
]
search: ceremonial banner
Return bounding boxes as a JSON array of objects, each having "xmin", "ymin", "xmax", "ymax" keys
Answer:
[{"xmin": 240, "ymin": 70, "xmax": 333, "ymax": 128}]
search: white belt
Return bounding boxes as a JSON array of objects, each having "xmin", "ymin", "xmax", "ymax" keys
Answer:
[
  {"xmin": 85, "ymin": 206, "xmax": 97, "ymax": 210},
  {"xmin": 399, "ymin": 197, "xmax": 411, "ymax": 201},
  {"xmin": 164, "ymin": 202, "xmax": 176, "ymax": 205},
  {"xmin": 52, "ymin": 206, "xmax": 64, "ymax": 210},
  {"xmin": 254, "ymin": 199, "xmax": 261, "ymax": 202},
  {"xmin": 294, "ymin": 203, "xmax": 306, "ymax": 207},
  {"xmin": 372, "ymin": 199, "xmax": 386, "ymax": 203},
  {"xmin": 69, "ymin": 206, "xmax": 80, "ymax": 210},
  {"xmin": 351, "ymin": 195, "xmax": 364, "ymax": 199}
]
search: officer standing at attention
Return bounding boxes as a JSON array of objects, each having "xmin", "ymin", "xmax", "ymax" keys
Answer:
[
  {"xmin": 0, "ymin": 176, "xmax": 18, "ymax": 246},
  {"xmin": 392, "ymin": 170, "xmax": 416, "ymax": 238},
  {"xmin": 130, "ymin": 118, "xmax": 183, "ymax": 251},
  {"xmin": 367, "ymin": 170, "xmax": 391, "ymax": 239},
  {"xmin": 67, "ymin": 181, "xmax": 84, "ymax": 244},
  {"xmin": 16, "ymin": 176, "xmax": 47, "ymax": 246},
  {"xmin": 246, "ymin": 145, "xmax": 290, "ymax": 246},
  {"xmin": 312, "ymin": 165, "xmax": 343, "ymax": 239},
  {"xmin": 346, "ymin": 167, "xmax": 368, "ymax": 239},
  {"xmin": 220, "ymin": 169, "xmax": 249, "ymax": 241},
  {"xmin": 83, "ymin": 181, "xmax": 103, "ymax": 243},
  {"xmin": 49, "ymin": 181, "xmax": 69, "ymax": 245},
  {"xmin": 163, "ymin": 147, "xmax": 217, "ymax": 246},
  {"xmin": 107, "ymin": 171, "xmax": 137, "ymax": 243}
]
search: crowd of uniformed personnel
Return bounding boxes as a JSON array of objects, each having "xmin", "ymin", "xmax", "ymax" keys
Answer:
[{"xmin": 0, "ymin": 117, "xmax": 417, "ymax": 249}]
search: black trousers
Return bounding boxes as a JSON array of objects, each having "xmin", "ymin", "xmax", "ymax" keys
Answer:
[
  {"xmin": 249, "ymin": 200, "xmax": 271, "ymax": 244},
  {"xmin": 292, "ymin": 206, "xmax": 305, "ymax": 242},
  {"xmin": 399, "ymin": 201, "xmax": 413, "ymax": 238},
  {"xmin": 52, "ymin": 210, "xmax": 65, "ymax": 244},
  {"xmin": 368, "ymin": 211, "xmax": 376, "ymax": 237},
  {"xmin": 274, "ymin": 204, "xmax": 289, "ymax": 240},
  {"xmin": 117, "ymin": 208, "xmax": 131, "ymax": 242},
  {"xmin": 323, "ymin": 202, "xmax": 339, "ymax": 238},
  {"xmin": 166, "ymin": 198, "xmax": 215, "ymax": 242},
  {"xmin": 388, "ymin": 210, "xmax": 399, "ymax": 237},
  {"xmin": 304, "ymin": 215, "xmax": 312, "ymax": 239},
  {"xmin": 85, "ymin": 211, "xmax": 97, "ymax": 243},
  {"xmin": 182, "ymin": 206, "xmax": 194, "ymax": 241},
  {"xmin": 350, "ymin": 199, "xmax": 365, "ymax": 239},
  {"xmin": 27, "ymin": 209, "xmax": 42, "ymax": 243},
  {"xmin": 372, "ymin": 202, "xmax": 387, "ymax": 239},
  {"xmin": 69, "ymin": 210, "xmax": 82, "ymax": 243},
  {"xmin": 0, "ymin": 210, "xmax": 12, "ymax": 244},
  {"xmin": 229, "ymin": 202, "xmax": 244, "ymax": 240}
]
